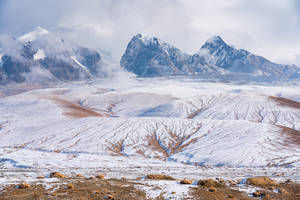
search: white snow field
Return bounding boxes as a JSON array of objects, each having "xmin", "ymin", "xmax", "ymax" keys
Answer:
[{"xmin": 0, "ymin": 76, "xmax": 299, "ymax": 197}]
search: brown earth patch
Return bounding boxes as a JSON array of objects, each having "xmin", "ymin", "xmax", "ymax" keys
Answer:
[
  {"xmin": 0, "ymin": 178, "xmax": 146, "ymax": 200},
  {"xmin": 146, "ymin": 174, "xmax": 176, "ymax": 180},
  {"xmin": 277, "ymin": 125, "xmax": 300, "ymax": 146},
  {"xmin": 246, "ymin": 177, "xmax": 278, "ymax": 186},
  {"xmin": 40, "ymin": 95, "xmax": 106, "ymax": 118},
  {"xmin": 192, "ymin": 181, "xmax": 251, "ymax": 200},
  {"xmin": 269, "ymin": 96, "xmax": 300, "ymax": 110},
  {"xmin": 251, "ymin": 182, "xmax": 300, "ymax": 200}
]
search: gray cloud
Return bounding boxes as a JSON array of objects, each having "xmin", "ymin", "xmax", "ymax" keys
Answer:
[{"xmin": 1, "ymin": 0, "xmax": 300, "ymax": 65}]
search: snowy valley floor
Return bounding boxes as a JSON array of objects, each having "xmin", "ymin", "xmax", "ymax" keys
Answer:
[{"xmin": 0, "ymin": 76, "xmax": 300, "ymax": 199}]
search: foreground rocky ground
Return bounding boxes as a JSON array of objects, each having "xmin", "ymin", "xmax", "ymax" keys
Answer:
[{"xmin": 0, "ymin": 172, "xmax": 299, "ymax": 200}]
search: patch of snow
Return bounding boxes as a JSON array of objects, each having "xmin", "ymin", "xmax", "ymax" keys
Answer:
[
  {"xmin": 18, "ymin": 26, "xmax": 49, "ymax": 42},
  {"xmin": 33, "ymin": 49, "xmax": 46, "ymax": 60},
  {"xmin": 71, "ymin": 56, "xmax": 89, "ymax": 72},
  {"xmin": 136, "ymin": 180, "xmax": 196, "ymax": 199}
]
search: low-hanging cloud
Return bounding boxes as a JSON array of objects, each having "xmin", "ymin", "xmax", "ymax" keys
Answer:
[{"xmin": 1, "ymin": 0, "xmax": 300, "ymax": 65}]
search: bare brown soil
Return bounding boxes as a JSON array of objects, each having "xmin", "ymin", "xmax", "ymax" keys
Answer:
[
  {"xmin": 246, "ymin": 177, "xmax": 278, "ymax": 186},
  {"xmin": 278, "ymin": 125, "xmax": 300, "ymax": 146},
  {"xmin": 40, "ymin": 95, "xmax": 107, "ymax": 118},
  {"xmin": 191, "ymin": 179, "xmax": 300, "ymax": 200},
  {"xmin": 248, "ymin": 181, "xmax": 300, "ymax": 200},
  {"xmin": 269, "ymin": 96, "xmax": 300, "ymax": 110},
  {"xmin": 0, "ymin": 177, "xmax": 146, "ymax": 200},
  {"xmin": 192, "ymin": 179, "xmax": 251, "ymax": 200},
  {"xmin": 146, "ymin": 174, "xmax": 176, "ymax": 180}
]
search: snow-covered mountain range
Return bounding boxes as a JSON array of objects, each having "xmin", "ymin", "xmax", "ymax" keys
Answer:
[
  {"xmin": 121, "ymin": 34, "xmax": 300, "ymax": 81},
  {"xmin": 0, "ymin": 27, "xmax": 112, "ymax": 85}
]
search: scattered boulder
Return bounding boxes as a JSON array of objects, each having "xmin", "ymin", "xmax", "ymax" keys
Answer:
[
  {"xmin": 17, "ymin": 183, "xmax": 31, "ymax": 189},
  {"xmin": 171, "ymin": 191, "xmax": 176, "ymax": 194},
  {"xmin": 37, "ymin": 176, "xmax": 44, "ymax": 179},
  {"xmin": 105, "ymin": 194, "xmax": 114, "ymax": 199},
  {"xmin": 146, "ymin": 174, "xmax": 176, "ymax": 180},
  {"xmin": 49, "ymin": 172, "xmax": 65, "ymax": 178},
  {"xmin": 180, "ymin": 178, "xmax": 193, "ymax": 184},
  {"xmin": 246, "ymin": 177, "xmax": 278, "ymax": 186}
]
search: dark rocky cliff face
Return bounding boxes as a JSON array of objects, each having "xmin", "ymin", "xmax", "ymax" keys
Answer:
[{"xmin": 0, "ymin": 27, "xmax": 111, "ymax": 85}]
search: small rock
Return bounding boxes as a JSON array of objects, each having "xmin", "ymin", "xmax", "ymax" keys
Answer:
[
  {"xmin": 227, "ymin": 194, "xmax": 235, "ymax": 198},
  {"xmin": 253, "ymin": 191, "xmax": 261, "ymax": 197},
  {"xmin": 17, "ymin": 183, "xmax": 31, "ymax": 189},
  {"xmin": 37, "ymin": 176, "xmax": 44, "ymax": 179},
  {"xmin": 96, "ymin": 174, "xmax": 105, "ymax": 179},
  {"xmin": 263, "ymin": 193, "xmax": 271, "ymax": 200},
  {"xmin": 279, "ymin": 188, "xmax": 288, "ymax": 194},
  {"xmin": 208, "ymin": 187, "xmax": 216, "ymax": 192},
  {"xmin": 171, "ymin": 191, "xmax": 176, "ymax": 194},
  {"xmin": 64, "ymin": 184, "xmax": 74, "ymax": 189},
  {"xmin": 104, "ymin": 194, "xmax": 114, "ymax": 199}
]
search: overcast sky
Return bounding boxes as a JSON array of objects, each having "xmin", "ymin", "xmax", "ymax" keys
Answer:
[{"xmin": 1, "ymin": 0, "xmax": 300, "ymax": 65}]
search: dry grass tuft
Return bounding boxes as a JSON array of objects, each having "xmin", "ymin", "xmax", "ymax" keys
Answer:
[
  {"xmin": 76, "ymin": 174, "xmax": 84, "ymax": 178},
  {"xmin": 49, "ymin": 172, "xmax": 65, "ymax": 178},
  {"xmin": 146, "ymin": 174, "xmax": 176, "ymax": 180},
  {"xmin": 198, "ymin": 179, "xmax": 221, "ymax": 188},
  {"xmin": 246, "ymin": 177, "xmax": 278, "ymax": 186},
  {"xmin": 95, "ymin": 174, "xmax": 105, "ymax": 179},
  {"xmin": 180, "ymin": 179, "xmax": 193, "ymax": 184}
]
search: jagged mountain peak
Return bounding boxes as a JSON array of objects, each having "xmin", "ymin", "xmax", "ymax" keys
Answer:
[
  {"xmin": 18, "ymin": 26, "xmax": 50, "ymax": 43},
  {"xmin": 201, "ymin": 35, "xmax": 228, "ymax": 51},
  {"xmin": 121, "ymin": 33, "xmax": 300, "ymax": 81}
]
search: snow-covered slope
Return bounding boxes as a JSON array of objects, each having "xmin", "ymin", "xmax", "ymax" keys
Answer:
[
  {"xmin": 0, "ymin": 27, "xmax": 113, "ymax": 84},
  {"xmin": 0, "ymin": 78, "xmax": 299, "ymax": 168},
  {"xmin": 121, "ymin": 34, "xmax": 300, "ymax": 81}
]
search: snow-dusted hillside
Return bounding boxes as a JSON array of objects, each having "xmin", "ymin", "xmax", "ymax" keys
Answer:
[{"xmin": 0, "ymin": 77, "xmax": 299, "ymax": 169}]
